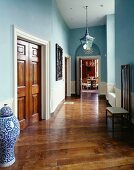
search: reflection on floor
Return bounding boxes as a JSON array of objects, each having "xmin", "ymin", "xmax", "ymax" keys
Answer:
[
  {"xmin": 82, "ymin": 89, "xmax": 98, "ymax": 93},
  {"xmin": 3, "ymin": 93, "xmax": 134, "ymax": 170}
]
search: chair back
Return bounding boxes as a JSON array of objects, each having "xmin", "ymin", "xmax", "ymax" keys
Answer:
[{"xmin": 121, "ymin": 64, "xmax": 130, "ymax": 112}]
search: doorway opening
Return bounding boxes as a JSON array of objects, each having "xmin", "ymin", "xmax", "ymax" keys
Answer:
[
  {"xmin": 76, "ymin": 56, "xmax": 101, "ymax": 96},
  {"xmin": 81, "ymin": 59, "xmax": 99, "ymax": 93}
]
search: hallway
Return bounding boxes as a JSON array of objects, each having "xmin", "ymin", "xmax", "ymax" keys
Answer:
[{"xmin": 3, "ymin": 93, "xmax": 134, "ymax": 170}]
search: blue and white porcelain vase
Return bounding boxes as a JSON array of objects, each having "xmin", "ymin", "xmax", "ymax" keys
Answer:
[{"xmin": 0, "ymin": 104, "xmax": 20, "ymax": 167}]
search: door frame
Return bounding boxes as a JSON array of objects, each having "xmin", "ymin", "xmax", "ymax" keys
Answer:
[
  {"xmin": 13, "ymin": 26, "xmax": 50, "ymax": 120},
  {"xmin": 76, "ymin": 55, "xmax": 101, "ymax": 96},
  {"xmin": 64, "ymin": 56, "xmax": 71, "ymax": 97}
]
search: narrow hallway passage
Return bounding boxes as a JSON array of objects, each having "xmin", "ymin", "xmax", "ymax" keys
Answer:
[{"xmin": 3, "ymin": 93, "xmax": 134, "ymax": 170}]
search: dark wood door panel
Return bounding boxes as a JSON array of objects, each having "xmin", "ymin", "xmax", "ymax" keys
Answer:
[
  {"xmin": 31, "ymin": 94, "xmax": 40, "ymax": 123},
  {"xmin": 18, "ymin": 97, "xmax": 27, "ymax": 130},
  {"xmin": 17, "ymin": 86, "xmax": 26, "ymax": 97},
  {"xmin": 29, "ymin": 43, "xmax": 41, "ymax": 124},
  {"xmin": 17, "ymin": 61, "xmax": 25, "ymax": 86},
  {"xmin": 17, "ymin": 40, "xmax": 29, "ymax": 130},
  {"xmin": 32, "ymin": 85, "xmax": 39, "ymax": 94},
  {"xmin": 18, "ymin": 97, "xmax": 26, "ymax": 120},
  {"xmin": 32, "ymin": 62, "xmax": 38, "ymax": 84},
  {"xmin": 17, "ymin": 40, "xmax": 41, "ymax": 130}
]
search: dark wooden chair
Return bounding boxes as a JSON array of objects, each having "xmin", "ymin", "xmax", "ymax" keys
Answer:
[{"xmin": 106, "ymin": 64, "xmax": 131, "ymax": 132}]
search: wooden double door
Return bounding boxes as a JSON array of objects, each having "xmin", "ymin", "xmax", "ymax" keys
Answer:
[{"xmin": 17, "ymin": 39, "xmax": 41, "ymax": 130}]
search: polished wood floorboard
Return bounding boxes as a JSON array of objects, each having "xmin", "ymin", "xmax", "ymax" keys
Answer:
[{"xmin": 2, "ymin": 93, "xmax": 134, "ymax": 170}]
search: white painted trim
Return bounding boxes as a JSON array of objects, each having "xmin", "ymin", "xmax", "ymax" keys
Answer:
[
  {"xmin": 115, "ymin": 87, "xmax": 121, "ymax": 107},
  {"xmin": 107, "ymin": 83, "xmax": 115, "ymax": 93},
  {"xmin": 65, "ymin": 55, "xmax": 71, "ymax": 96},
  {"xmin": 99, "ymin": 82, "xmax": 107, "ymax": 95},
  {"xmin": 76, "ymin": 55, "xmax": 101, "ymax": 95},
  {"xmin": 115, "ymin": 87, "xmax": 134, "ymax": 124},
  {"xmin": 71, "ymin": 81, "xmax": 76, "ymax": 94},
  {"xmin": 13, "ymin": 26, "xmax": 50, "ymax": 120}
]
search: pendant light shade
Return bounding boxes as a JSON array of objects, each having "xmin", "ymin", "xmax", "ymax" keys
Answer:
[{"xmin": 80, "ymin": 6, "xmax": 94, "ymax": 52}]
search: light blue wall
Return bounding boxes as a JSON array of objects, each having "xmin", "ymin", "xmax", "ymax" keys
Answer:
[
  {"xmin": 51, "ymin": 0, "xmax": 69, "ymax": 83},
  {"xmin": 115, "ymin": 0, "xmax": 134, "ymax": 92},
  {"xmin": 0, "ymin": 0, "xmax": 69, "ymax": 101},
  {"xmin": 69, "ymin": 26, "xmax": 107, "ymax": 82},
  {"xmin": 106, "ymin": 14, "xmax": 115, "ymax": 84}
]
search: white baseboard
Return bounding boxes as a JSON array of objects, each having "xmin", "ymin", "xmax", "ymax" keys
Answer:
[
  {"xmin": 115, "ymin": 87, "xmax": 134, "ymax": 124},
  {"xmin": 107, "ymin": 83, "xmax": 115, "ymax": 92},
  {"xmin": 50, "ymin": 84, "xmax": 65, "ymax": 113},
  {"xmin": 99, "ymin": 82, "xmax": 107, "ymax": 95},
  {"xmin": 71, "ymin": 81, "xmax": 76, "ymax": 94},
  {"xmin": 71, "ymin": 81, "xmax": 107, "ymax": 95}
]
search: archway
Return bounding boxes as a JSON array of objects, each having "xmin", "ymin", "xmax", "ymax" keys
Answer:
[{"xmin": 75, "ymin": 43, "xmax": 101, "ymax": 95}]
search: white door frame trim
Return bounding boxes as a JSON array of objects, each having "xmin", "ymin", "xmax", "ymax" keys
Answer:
[
  {"xmin": 13, "ymin": 26, "xmax": 50, "ymax": 120},
  {"xmin": 76, "ymin": 55, "xmax": 101, "ymax": 95},
  {"xmin": 65, "ymin": 55, "xmax": 71, "ymax": 96}
]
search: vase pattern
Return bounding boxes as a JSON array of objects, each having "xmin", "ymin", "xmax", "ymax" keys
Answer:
[{"xmin": 0, "ymin": 106, "xmax": 20, "ymax": 167}]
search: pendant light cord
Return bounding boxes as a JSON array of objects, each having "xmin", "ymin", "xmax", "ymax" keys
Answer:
[{"xmin": 85, "ymin": 6, "xmax": 89, "ymax": 34}]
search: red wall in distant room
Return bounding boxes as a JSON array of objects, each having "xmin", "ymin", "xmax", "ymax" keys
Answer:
[{"xmin": 82, "ymin": 60, "xmax": 95, "ymax": 78}]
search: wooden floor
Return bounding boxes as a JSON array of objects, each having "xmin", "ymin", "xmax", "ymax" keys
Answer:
[{"xmin": 2, "ymin": 93, "xmax": 134, "ymax": 170}]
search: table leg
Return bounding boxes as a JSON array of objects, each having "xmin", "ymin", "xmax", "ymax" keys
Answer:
[
  {"xmin": 121, "ymin": 114, "xmax": 123, "ymax": 127},
  {"xmin": 106, "ymin": 109, "xmax": 107, "ymax": 124},
  {"xmin": 112, "ymin": 114, "xmax": 114, "ymax": 132}
]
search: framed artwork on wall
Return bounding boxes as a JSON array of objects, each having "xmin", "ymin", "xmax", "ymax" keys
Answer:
[{"xmin": 56, "ymin": 43, "xmax": 63, "ymax": 81}]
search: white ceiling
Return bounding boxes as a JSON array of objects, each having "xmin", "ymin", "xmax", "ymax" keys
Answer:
[{"xmin": 56, "ymin": 0, "xmax": 115, "ymax": 29}]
